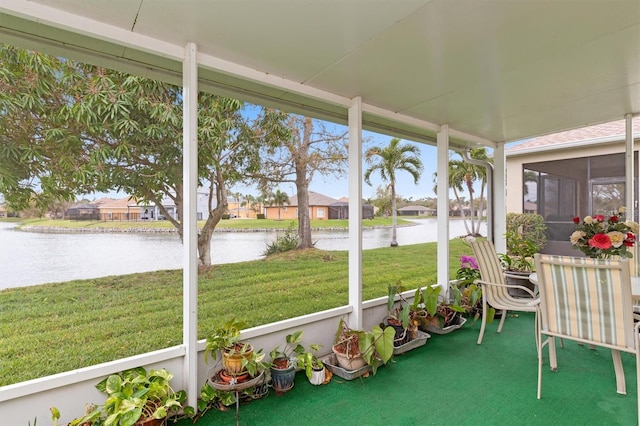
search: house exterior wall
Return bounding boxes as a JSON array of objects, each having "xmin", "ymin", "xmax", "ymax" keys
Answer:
[
  {"xmin": 506, "ymin": 142, "xmax": 625, "ymax": 214},
  {"xmin": 264, "ymin": 205, "xmax": 298, "ymax": 220}
]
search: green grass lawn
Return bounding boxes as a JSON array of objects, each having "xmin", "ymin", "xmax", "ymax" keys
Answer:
[{"xmin": 0, "ymin": 231, "xmax": 471, "ymax": 386}]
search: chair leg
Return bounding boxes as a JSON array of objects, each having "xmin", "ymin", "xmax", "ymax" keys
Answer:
[
  {"xmin": 611, "ymin": 349, "xmax": 627, "ymax": 395},
  {"xmin": 496, "ymin": 309, "xmax": 507, "ymax": 333},
  {"xmin": 549, "ymin": 336, "xmax": 558, "ymax": 371},
  {"xmin": 537, "ymin": 327, "xmax": 545, "ymax": 399},
  {"xmin": 477, "ymin": 295, "xmax": 488, "ymax": 345}
]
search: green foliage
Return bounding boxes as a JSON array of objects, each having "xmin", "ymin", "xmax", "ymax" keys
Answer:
[
  {"xmin": 501, "ymin": 213, "xmax": 547, "ymax": 272},
  {"xmin": 68, "ymin": 367, "xmax": 185, "ymax": 426},
  {"xmin": 204, "ymin": 318, "xmax": 247, "ymax": 363},
  {"xmin": 262, "ymin": 223, "xmax": 299, "ymax": 256},
  {"xmin": 269, "ymin": 330, "xmax": 305, "ymax": 363},
  {"xmin": 505, "ymin": 213, "xmax": 547, "ymax": 256},
  {"xmin": 333, "ymin": 318, "xmax": 395, "ymax": 375},
  {"xmin": 297, "ymin": 344, "xmax": 324, "ymax": 380}
]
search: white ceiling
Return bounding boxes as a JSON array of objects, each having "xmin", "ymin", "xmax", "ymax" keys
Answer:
[{"xmin": 0, "ymin": 0, "xmax": 638, "ymax": 149}]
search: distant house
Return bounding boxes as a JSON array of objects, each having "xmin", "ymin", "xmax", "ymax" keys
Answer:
[
  {"xmin": 0, "ymin": 204, "xmax": 6, "ymax": 218},
  {"xmin": 264, "ymin": 191, "xmax": 375, "ymax": 220},
  {"xmin": 397, "ymin": 205, "xmax": 433, "ymax": 217},
  {"xmin": 93, "ymin": 197, "xmax": 137, "ymax": 220},
  {"xmin": 264, "ymin": 191, "xmax": 337, "ymax": 220},
  {"xmin": 65, "ymin": 203, "xmax": 100, "ymax": 220},
  {"xmin": 328, "ymin": 201, "xmax": 374, "ymax": 219}
]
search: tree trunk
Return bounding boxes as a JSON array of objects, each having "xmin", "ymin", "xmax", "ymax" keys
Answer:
[
  {"xmin": 390, "ymin": 183, "xmax": 398, "ymax": 247},
  {"xmin": 296, "ymin": 179, "xmax": 313, "ymax": 249},
  {"xmin": 295, "ymin": 117, "xmax": 314, "ymax": 249}
]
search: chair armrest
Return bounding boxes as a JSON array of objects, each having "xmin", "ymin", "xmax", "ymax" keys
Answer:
[{"xmin": 474, "ymin": 278, "xmax": 540, "ymax": 300}]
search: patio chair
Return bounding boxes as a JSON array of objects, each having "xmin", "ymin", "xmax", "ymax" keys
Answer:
[
  {"xmin": 470, "ymin": 240, "xmax": 540, "ymax": 345},
  {"xmin": 534, "ymin": 254, "xmax": 640, "ymax": 419}
]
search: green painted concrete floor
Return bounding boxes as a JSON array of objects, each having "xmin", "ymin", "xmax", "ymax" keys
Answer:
[{"xmin": 174, "ymin": 312, "xmax": 638, "ymax": 426}]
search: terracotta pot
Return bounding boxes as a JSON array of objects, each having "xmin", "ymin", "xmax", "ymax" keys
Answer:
[
  {"xmin": 135, "ymin": 416, "xmax": 166, "ymax": 426},
  {"xmin": 219, "ymin": 369, "xmax": 249, "ymax": 383},
  {"xmin": 222, "ymin": 343, "xmax": 253, "ymax": 375}
]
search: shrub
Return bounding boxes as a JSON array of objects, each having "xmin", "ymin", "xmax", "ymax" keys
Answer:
[
  {"xmin": 262, "ymin": 223, "xmax": 299, "ymax": 256},
  {"xmin": 505, "ymin": 213, "xmax": 547, "ymax": 257}
]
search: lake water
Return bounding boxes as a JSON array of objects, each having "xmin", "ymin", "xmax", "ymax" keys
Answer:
[{"xmin": 0, "ymin": 218, "xmax": 485, "ymax": 289}]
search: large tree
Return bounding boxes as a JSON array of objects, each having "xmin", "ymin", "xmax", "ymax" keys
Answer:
[
  {"xmin": 0, "ymin": 46, "xmax": 99, "ymax": 210},
  {"xmin": 364, "ymin": 138, "xmax": 423, "ymax": 247},
  {"xmin": 256, "ymin": 115, "xmax": 348, "ymax": 249},
  {"xmin": 0, "ymin": 45, "xmax": 286, "ymax": 267}
]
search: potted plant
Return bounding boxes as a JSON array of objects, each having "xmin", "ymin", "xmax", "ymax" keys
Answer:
[
  {"xmin": 205, "ymin": 318, "xmax": 255, "ymax": 377},
  {"xmin": 68, "ymin": 367, "xmax": 186, "ymax": 426},
  {"xmin": 500, "ymin": 213, "xmax": 548, "ymax": 295},
  {"xmin": 331, "ymin": 317, "xmax": 395, "ymax": 374},
  {"xmin": 415, "ymin": 285, "xmax": 467, "ymax": 334},
  {"xmin": 297, "ymin": 344, "xmax": 327, "ymax": 385},
  {"xmin": 386, "ymin": 283, "xmax": 421, "ymax": 346},
  {"xmin": 269, "ymin": 330, "xmax": 306, "ymax": 395}
]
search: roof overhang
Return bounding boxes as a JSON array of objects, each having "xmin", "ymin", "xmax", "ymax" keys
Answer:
[{"xmin": 0, "ymin": 0, "xmax": 638, "ymax": 149}]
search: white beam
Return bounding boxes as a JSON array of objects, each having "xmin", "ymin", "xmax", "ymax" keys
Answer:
[
  {"xmin": 182, "ymin": 42, "xmax": 198, "ymax": 409},
  {"xmin": 625, "ymin": 113, "xmax": 636, "ymax": 273},
  {"xmin": 436, "ymin": 126, "xmax": 450, "ymax": 292},
  {"xmin": 493, "ymin": 144, "xmax": 507, "ymax": 253},
  {"xmin": 348, "ymin": 97, "xmax": 363, "ymax": 329}
]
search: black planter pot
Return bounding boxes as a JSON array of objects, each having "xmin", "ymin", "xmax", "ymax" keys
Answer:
[
  {"xmin": 386, "ymin": 321, "xmax": 411, "ymax": 347},
  {"xmin": 270, "ymin": 358, "xmax": 295, "ymax": 395}
]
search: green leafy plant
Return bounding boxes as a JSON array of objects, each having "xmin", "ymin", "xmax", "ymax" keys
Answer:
[
  {"xmin": 502, "ymin": 213, "xmax": 547, "ymax": 272},
  {"xmin": 269, "ymin": 330, "xmax": 306, "ymax": 366},
  {"xmin": 332, "ymin": 317, "xmax": 394, "ymax": 374},
  {"xmin": 297, "ymin": 344, "xmax": 324, "ymax": 380},
  {"xmin": 262, "ymin": 222, "xmax": 300, "ymax": 256},
  {"xmin": 68, "ymin": 367, "xmax": 185, "ymax": 426},
  {"xmin": 204, "ymin": 318, "xmax": 249, "ymax": 363}
]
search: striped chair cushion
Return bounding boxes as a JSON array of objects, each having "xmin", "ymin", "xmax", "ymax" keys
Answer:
[{"xmin": 536, "ymin": 255, "xmax": 635, "ymax": 350}]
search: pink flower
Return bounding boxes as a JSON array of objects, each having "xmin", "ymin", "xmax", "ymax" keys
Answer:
[
  {"xmin": 594, "ymin": 215, "xmax": 605, "ymax": 222},
  {"xmin": 588, "ymin": 233, "xmax": 612, "ymax": 250}
]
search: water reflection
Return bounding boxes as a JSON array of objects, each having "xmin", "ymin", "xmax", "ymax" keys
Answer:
[{"xmin": 0, "ymin": 218, "xmax": 484, "ymax": 289}]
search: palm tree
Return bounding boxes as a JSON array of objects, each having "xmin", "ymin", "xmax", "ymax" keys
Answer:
[
  {"xmin": 364, "ymin": 138, "xmax": 424, "ymax": 247},
  {"xmin": 268, "ymin": 189, "xmax": 290, "ymax": 221},
  {"xmin": 447, "ymin": 148, "xmax": 489, "ymax": 236}
]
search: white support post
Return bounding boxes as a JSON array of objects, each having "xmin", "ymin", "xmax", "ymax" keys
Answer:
[
  {"xmin": 348, "ymin": 97, "xmax": 363, "ymax": 329},
  {"xmin": 625, "ymin": 113, "xmax": 636, "ymax": 273},
  {"xmin": 182, "ymin": 41, "xmax": 198, "ymax": 409},
  {"xmin": 493, "ymin": 144, "xmax": 507, "ymax": 253},
  {"xmin": 436, "ymin": 126, "xmax": 450, "ymax": 293}
]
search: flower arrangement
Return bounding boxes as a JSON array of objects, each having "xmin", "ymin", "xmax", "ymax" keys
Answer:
[{"xmin": 570, "ymin": 207, "xmax": 638, "ymax": 259}]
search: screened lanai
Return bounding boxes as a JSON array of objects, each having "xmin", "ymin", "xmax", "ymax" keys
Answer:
[{"xmin": 1, "ymin": 1, "xmax": 639, "ymax": 424}]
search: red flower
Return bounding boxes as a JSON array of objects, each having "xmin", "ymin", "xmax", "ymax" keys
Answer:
[
  {"xmin": 594, "ymin": 215, "xmax": 605, "ymax": 222},
  {"xmin": 588, "ymin": 233, "xmax": 612, "ymax": 250},
  {"xmin": 625, "ymin": 232, "xmax": 636, "ymax": 247},
  {"xmin": 610, "ymin": 215, "xmax": 619, "ymax": 223},
  {"xmin": 572, "ymin": 216, "xmax": 580, "ymax": 224}
]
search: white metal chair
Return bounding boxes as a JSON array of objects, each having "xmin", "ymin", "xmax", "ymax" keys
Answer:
[
  {"xmin": 534, "ymin": 254, "xmax": 640, "ymax": 423},
  {"xmin": 470, "ymin": 240, "xmax": 540, "ymax": 345}
]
